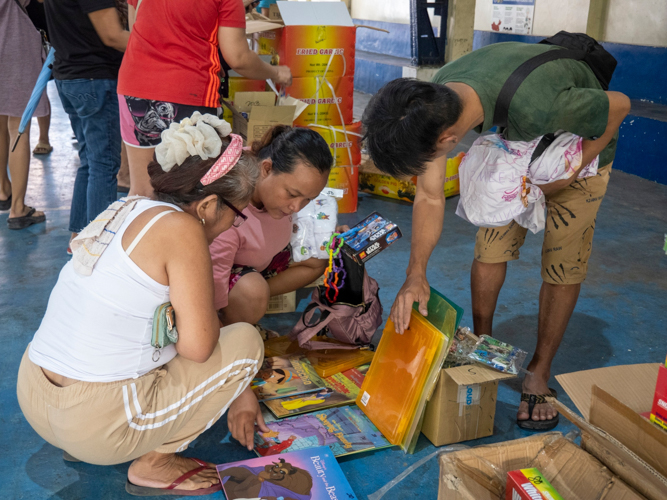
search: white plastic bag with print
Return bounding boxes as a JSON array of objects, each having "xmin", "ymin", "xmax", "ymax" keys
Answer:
[
  {"xmin": 290, "ymin": 193, "xmax": 338, "ymax": 262},
  {"xmin": 456, "ymin": 131, "xmax": 599, "ymax": 234}
]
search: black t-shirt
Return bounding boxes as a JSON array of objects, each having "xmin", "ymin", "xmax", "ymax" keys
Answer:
[{"xmin": 43, "ymin": 0, "xmax": 124, "ymax": 80}]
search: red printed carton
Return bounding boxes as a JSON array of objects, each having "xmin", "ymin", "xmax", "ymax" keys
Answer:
[
  {"xmin": 506, "ymin": 468, "xmax": 564, "ymax": 500},
  {"xmin": 650, "ymin": 364, "xmax": 667, "ymax": 431}
]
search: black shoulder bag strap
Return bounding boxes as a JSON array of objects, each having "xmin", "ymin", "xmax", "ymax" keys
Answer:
[{"xmin": 492, "ymin": 48, "xmax": 587, "ymax": 162}]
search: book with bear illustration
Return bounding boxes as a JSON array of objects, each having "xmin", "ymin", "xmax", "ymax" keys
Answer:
[
  {"xmin": 251, "ymin": 354, "xmax": 327, "ymax": 402},
  {"xmin": 216, "ymin": 445, "xmax": 357, "ymax": 500}
]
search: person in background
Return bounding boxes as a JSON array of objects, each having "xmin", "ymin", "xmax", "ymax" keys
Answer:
[
  {"xmin": 362, "ymin": 42, "xmax": 630, "ymax": 431},
  {"xmin": 257, "ymin": 0, "xmax": 276, "ymax": 17},
  {"xmin": 118, "ymin": 0, "xmax": 292, "ymax": 198},
  {"xmin": 25, "ymin": 0, "xmax": 53, "ymax": 156},
  {"xmin": 0, "ymin": 0, "xmax": 48, "ymax": 229},
  {"xmin": 43, "ymin": 0, "xmax": 129, "ymax": 251},
  {"xmin": 18, "ymin": 113, "xmax": 267, "ymax": 497},
  {"xmin": 210, "ymin": 127, "xmax": 337, "ymax": 327}
]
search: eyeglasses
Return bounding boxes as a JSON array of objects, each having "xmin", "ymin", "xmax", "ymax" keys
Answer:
[{"xmin": 220, "ymin": 198, "xmax": 247, "ymax": 227}]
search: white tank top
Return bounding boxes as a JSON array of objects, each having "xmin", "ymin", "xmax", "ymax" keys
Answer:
[{"xmin": 29, "ymin": 200, "xmax": 183, "ymax": 382}]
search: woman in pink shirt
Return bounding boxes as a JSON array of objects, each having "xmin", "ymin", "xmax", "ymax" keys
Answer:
[{"xmin": 210, "ymin": 126, "xmax": 336, "ymax": 326}]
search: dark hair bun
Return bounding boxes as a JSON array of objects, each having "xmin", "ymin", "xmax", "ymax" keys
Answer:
[{"xmin": 251, "ymin": 125, "xmax": 332, "ymax": 175}]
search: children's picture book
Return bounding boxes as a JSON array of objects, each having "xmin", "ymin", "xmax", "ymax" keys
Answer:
[
  {"xmin": 263, "ymin": 365, "xmax": 369, "ymax": 418},
  {"xmin": 217, "ymin": 446, "xmax": 357, "ymax": 500},
  {"xmin": 251, "ymin": 354, "xmax": 327, "ymax": 401},
  {"xmin": 255, "ymin": 405, "xmax": 391, "ymax": 457}
]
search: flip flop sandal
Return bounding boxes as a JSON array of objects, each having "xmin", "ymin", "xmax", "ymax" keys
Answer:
[
  {"xmin": 125, "ymin": 457, "xmax": 221, "ymax": 497},
  {"xmin": 517, "ymin": 388, "xmax": 559, "ymax": 431},
  {"xmin": 7, "ymin": 207, "xmax": 46, "ymax": 230},
  {"xmin": 33, "ymin": 143, "xmax": 53, "ymax": 155},
  {"xmin": 0, "ymin": 194, "xmax": 11, "ymax": 211}
]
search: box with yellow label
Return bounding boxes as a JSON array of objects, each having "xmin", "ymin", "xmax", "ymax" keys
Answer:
[
  {"xmin": 359, "ymin": 152, "xmax": 463, "ymax": 202},
  {"xmin": 327, "ymin": 166, "xmax": 358, "ymax": 214},
  {"xmin": 259, "ymin": 2, "xmax": 356, "ymax": 78},
  {"xmin": 286, "ymin": 76, "xmax": 354, "ymax": 127},
  {"xmin": 308, "ymin": 121, "xmax": 361, "ymax": 167}
]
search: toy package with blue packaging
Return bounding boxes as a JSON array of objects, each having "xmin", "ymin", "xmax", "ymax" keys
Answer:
[{"xmin": 341, "ymin": 212, "xmax": 402, "ymax": 264}]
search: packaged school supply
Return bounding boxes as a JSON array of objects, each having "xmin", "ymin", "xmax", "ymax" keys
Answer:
[
  {"xmin": 357, "ymin": 288, "xmax": 463, "ymax": 453},
  {"xmin": 468, "ymin": 335, "xmax": 528, "ymax": 375}
]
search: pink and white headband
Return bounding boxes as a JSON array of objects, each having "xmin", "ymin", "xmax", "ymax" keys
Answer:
[{"xmin": 200, "ymin": 133, "xmax": 244, "ymax": 186}]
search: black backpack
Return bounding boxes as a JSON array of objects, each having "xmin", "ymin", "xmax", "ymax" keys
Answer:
[{"xmin": 492, "ymin": 31, "xmax": 617, "ymax": 160}]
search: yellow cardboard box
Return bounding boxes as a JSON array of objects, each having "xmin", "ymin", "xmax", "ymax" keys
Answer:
[{"xmin": 359, "ymin": 152, "xmax": 463, "ymax": 202}]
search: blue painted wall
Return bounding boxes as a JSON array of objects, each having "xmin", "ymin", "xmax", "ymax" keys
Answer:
[
  {"xmin": 353, "ymin": 19, "xmax": 411, "ymax": 59},
  {"xmin": 472, "ymin": 30, "xmax": 667, "ymax": 184},
  {"xmin": 353, "ymin": 19, "xmax": 410, "ymax": 95}
]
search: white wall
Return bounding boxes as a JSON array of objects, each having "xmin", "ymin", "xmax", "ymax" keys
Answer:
[
  {"xmin": 474, "ymin": 0, "xmax": 667, "ymax": 47},
  {"xmin": 351, "ymin": 0, "xmax": 410, "ymax": 24},
  {"xmin": 605, "ymin": 0, "xmax": 667, "ymax": 46}
]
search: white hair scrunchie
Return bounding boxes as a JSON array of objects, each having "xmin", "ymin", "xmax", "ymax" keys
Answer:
[{"xmin": 155, "ymin": 112, "xmax": 232, "ymax": 172}]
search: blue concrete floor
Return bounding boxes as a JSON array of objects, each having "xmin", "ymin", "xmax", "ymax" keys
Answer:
[{"xmin": 2, "ymin": 84, "xmax": 666, "ymax": 499}]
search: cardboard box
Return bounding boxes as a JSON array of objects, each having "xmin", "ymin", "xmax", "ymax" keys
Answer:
[
  {"xmin": 221, "ymin": 77, "xmax": 268, "ymax": 125},
  {"xmin": 506, "ymin": 468, "xmax": 564, "ymax": 500},
  {"xmin": 359, "ymin": 152, "xmax": 463, "ymax": 202},
  {"xmin": 555, "ymin": 363, "xmax": 667, "ymax": 500},
  {"xmin": 264, "ymin": 2, "xmax": 356, "ymax": 79},
  {"xmin": 327, "ymin": 165, "xmax": 358, "ymax": 213},
  {"xmin": 438, "ymin": 433, "xmax": 648, "ymax": 500},
  {"xmin": 651, "ymin": 365, "xmax": 667, "ymax": 430},
  {"xmin": 265, "ymin": 291, "xmax": 296, "ymax": 314},
  {"xmin": 223, "ymin": 100, "xmax": 295, "ymax": 146},
  {"xmin": 422, "ymin": 364, "xmax": 515, "ymax": 446},
  {"xmin": 309, "ymin": 121, "xmax": 362, "ymax": 167},
  {"xmin": 286, "ymin": 75, "xmax": 354, "ymax": 127}
]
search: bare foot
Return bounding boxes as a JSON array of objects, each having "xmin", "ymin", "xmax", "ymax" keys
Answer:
[
  {"xmin": 517, "ymin": 371, "xmax": 558, "ymax": 422},
  {"xmin": 127, "ymin": 452, "xmax": 220, "ymax": 491}
]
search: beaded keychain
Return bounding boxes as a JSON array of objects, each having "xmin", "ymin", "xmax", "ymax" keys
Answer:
[{"xmin": 323, "ymin": 234, "xmax": 347, "ymax": 303}]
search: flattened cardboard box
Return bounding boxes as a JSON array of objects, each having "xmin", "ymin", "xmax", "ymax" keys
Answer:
[
  {"xmin": 422, "ymin": 364, "xmax": 515, "ymax": 446},
  {"xmin": 555, "ymin": 363, "xmax": 667, "ymax": 500},
  {"xmin": 438, "ymin": 432, "xmax": 648, "ymax": 500}
]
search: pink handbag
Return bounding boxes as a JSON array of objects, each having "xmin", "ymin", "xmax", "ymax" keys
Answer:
[{"xmin": 289, "ymin": 267, "xmax": 383, "ymax": 350}]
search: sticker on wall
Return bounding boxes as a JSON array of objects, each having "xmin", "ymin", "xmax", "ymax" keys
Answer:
[{"xmin": 492, "ymin": 0, "xmax": 535, "ymax": 36}]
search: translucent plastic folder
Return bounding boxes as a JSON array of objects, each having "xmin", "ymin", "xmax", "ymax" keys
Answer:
[{"xmin": 355, "ymin": 288, "xmax": 462, "ymax": 452}]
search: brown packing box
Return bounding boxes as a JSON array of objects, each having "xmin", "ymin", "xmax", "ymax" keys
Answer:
[
  {"xmin": 265, "ymin": 291, "xmax": 296, "ymax": 314},
  {"xmin": 438, "ymin": 432, "xmax": 648, "ymax": 499},
  {"xmin": 554, "ymin": 363, "xmax": 667, "ymax": 499},
  {"xmin": 422, "ymin": 364, "xmax": 515, "ymax": 446},
  {"xmin": 222, "ymin": 100, "xmax": 295, "ymax": 145}
]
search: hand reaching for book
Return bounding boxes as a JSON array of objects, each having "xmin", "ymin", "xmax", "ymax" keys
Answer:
[{"xmin": 228, "ymin": 385, "xmax": 270, "ymax": 451}]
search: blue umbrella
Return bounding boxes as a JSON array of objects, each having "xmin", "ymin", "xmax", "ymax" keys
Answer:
[{"xmin": 11, "ymin": 47, "xmax": 56, "ymax": 152}]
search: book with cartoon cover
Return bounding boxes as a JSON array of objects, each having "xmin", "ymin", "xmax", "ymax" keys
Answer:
[
  {"xmin": 251, "ymin": 354, "xmax": 327, "ymax": 402},
  {"xmin": 217, "ymin": 445, "xmax": 357, "ymax": 500},
  {"xmin": 254, "ymin": 405, "xmax": 391, "ymax": 458},
  {"xmin": 263, "ymin": 365, "xmax": 369, "ymax": 418}
]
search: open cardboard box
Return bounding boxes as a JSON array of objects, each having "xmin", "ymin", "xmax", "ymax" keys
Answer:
[
  {"xmin": 552, "ymin": 363, "xmax": 667, "ymax": 499},
  {"xmin": 422, "ymin": 364, "xmax": 516, "ymax": 447},
  {"xmin": 438, "ymin": 432, "xmax": 654, "ymax": 499}
]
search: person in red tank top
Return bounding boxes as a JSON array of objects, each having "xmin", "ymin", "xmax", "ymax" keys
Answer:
[{"xmin": 118, "ymin": 0, "xmax": 291, "ymax": 197}]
